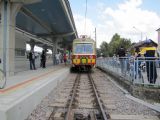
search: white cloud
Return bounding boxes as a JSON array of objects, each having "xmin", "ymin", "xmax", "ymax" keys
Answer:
[
  {"xmin": 98, "ymin": 0, "xmax": 160, "ymax": 45},
  {"xmin": 118, "ymin": 0, "xmax": 142, "ymax": 10},
  {"xmin": 73, "ymin": 0, "xmax": 160, "ymax": 48},
  {"xmin": 74, "ymin": 14, "xmax": 95, "ymax": 38}
]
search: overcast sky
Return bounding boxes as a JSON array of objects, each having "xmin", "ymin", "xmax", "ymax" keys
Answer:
[{"xmin": 69, "ymin": 0, "xmax": 160, "ymax": 48}]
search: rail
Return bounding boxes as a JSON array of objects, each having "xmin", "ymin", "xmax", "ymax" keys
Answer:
[
  {"xmin": 65, "ymin": 74, "xmax": 80, "ymax": 120},
  {"xmin": 48, "ymin": 72, "xmax": 109, "ymax": 119},
  {"xmin": 88, "ymin": 73, "xmax": 108, "ymax": 120},
  {"xmin": 65, "ymin": 73, "xmax": 109, "ymax": 120}
]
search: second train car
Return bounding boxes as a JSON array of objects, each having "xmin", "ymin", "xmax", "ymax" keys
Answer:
[{"xmin": 71, "ymin": 36, "xmax": 96, "ymax": 71}]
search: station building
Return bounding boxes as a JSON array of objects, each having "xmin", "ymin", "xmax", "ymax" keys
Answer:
[{"xmin": 0, "ymin": 0, "xmax": 78, "ymax": 76}]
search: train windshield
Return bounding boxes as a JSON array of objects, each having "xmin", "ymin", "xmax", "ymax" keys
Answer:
[{"xmin": 74, "ymin": 43, "xmax": 93, "ymax": 54}]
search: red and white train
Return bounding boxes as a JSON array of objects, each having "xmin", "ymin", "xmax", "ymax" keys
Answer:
[{"xmin": 71, "ymin": 36, "xmax": 96, "ymax": 71}]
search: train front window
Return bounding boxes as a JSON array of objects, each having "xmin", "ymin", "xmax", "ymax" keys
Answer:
[{"xmin": 74, "ymin": 43, "xmax": 93, "ymax": 54}]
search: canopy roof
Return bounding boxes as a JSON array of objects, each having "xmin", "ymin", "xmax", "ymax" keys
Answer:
[
  {"xmin": 16, "ymin": 0, "xmax": 77, "ymax": 47},
  {"xmin": 156, "ymin": 28, "xmax": 160, "ymax": 31}
]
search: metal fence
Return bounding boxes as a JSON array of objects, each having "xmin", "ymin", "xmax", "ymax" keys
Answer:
[{"xmin": 97, "ymin": 57, "xmax": 160, "ymax": 86}]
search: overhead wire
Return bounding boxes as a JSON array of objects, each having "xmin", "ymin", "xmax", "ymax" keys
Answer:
[{"xmin": 84, "ymin": 0, "xmax": 88, "ymax": 34}]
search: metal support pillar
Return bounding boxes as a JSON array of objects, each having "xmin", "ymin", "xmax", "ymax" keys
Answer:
[
  {"xmin": 52, "ymin": 38, "xmax": 58, "ymax": 65},
  {"xmin": 0, "ymin": 1, "xmax": 22, "ymax": 76}
]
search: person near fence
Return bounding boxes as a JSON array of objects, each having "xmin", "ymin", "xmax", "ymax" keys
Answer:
[
  {"xmin": 117, "ymin": 46, "xmax": 126, "ymax": 75},
  {"xmin": 134, "ymin": 49, "xmax": 142, "ymax": 79},
  {"xmin": 112, "ymin": 54, "xmax": 117, "ymax": 67},
  {"xmin": 129, "ymin": 53, "xmax": 135, "ymax": 80},
  {"xmin": 41, "ymin": 50, "xmax": 46, "ymax": 68},
  {"xmin": 126, "ymin": 50, "xmax": 131, "ymax": 73},
  {"xmin": 144, "ymin": 50, "xmax": 157, "ymax": 84},
  {"xmin": 29, "ymin": 50, "xmax": 36, "ymax": 70}
]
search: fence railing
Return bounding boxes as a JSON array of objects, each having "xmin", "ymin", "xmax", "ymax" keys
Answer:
[{"xmin": 97, "ymin": 57, "xmax": 160, "ymax": 86}]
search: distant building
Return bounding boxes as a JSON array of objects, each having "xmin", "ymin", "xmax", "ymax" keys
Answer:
[{"xmin": 131, "ymin": 39, "xmax": 158, "ymax": 54}]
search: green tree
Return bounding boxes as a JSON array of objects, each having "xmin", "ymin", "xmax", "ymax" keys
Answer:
[
  {"xmin": 100, "ymin": 41, "xmax": 109, "ymax": 57},
  {"xmin": 99, "ymin": 33, "xmax": 132, "ymax": 57},
  {"xmin": 119, "ymin": 38, "xmax": 131, "ymax": 50},
  {"xmin": 109, "ymin": 33, "xmax": 121, "ymax": 56},
  {"xmin": 96, "ymin": 48, "xmax": 101, "ymax": 57}
]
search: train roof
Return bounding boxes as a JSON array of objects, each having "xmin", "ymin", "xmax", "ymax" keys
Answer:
[{"xmin": 73, "ymin": 38, "xmax": 95, "ymax": 43}]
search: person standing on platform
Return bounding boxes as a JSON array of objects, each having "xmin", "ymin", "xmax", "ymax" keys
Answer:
[
  {"xmin": 41, "ymin": 50, "xmax": 46, "ymax": 68},
  {"xmin": 63, "ymin": 53, "xmax": 67, "ymax": 65},
  {"xmin": 55, "ymin": 52, "xmax": 60, "ymax": 64},
  {"xmin": 29, "ymin": 50, "xmax": 36, "ymax": 70},
  {"xmin": 59, "ymin": 52, "xmax": 63, "ymax": 63}
]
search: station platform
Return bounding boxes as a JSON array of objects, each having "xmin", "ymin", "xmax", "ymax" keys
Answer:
[{"xmin": 0, "ymin": 64, "xmax": 69, "ymax": 120}]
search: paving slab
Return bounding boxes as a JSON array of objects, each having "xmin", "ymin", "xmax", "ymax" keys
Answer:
[
  {"xmin": 110, "ymin": 114, "xmax": 160, "ymax": 120},
  {"xmin": 0, "ymin": 65, "xmax": 69, "ymax": 120}
]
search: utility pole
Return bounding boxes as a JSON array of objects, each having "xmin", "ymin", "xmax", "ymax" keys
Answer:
[
  {"xmin": 95, "ymin": 27, "xmax": 97, "ymax": 48},
  {"xmin": 140, "ymin": 32, "xmax": 143, "ymax": 42},
  {"xmin": 133, "ymin": 26, "xmax": 143, "ymax": 42}
]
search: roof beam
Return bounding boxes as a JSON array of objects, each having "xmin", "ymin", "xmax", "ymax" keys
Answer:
[
  {"xmin": 20, "ymin": 7, "xmax": 52, "ymax": 33},
  {"xmin": 54, "ymin": 31, "xmax": 75, "ymax": 37},
  {"xmin": 36, "ymin": 31, "xmax": 75, "ymax": 37},
  {"xmin": 9, "ymin": 0, "xmax": 41, "ymax": 4},
  {"xmin": 60, "ymin": 0, "xmax": 78, "ymax": 38},
  {"xmin": 16, "ymin": 27, "xmax": 53, "ymax": 47}
]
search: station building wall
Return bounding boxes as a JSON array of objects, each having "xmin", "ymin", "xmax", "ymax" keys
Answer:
[{"xmin": 14, "ymin": 32, "xmax": 53, "ymax": 73}]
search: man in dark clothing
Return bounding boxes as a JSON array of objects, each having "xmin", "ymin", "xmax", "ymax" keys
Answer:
[
  {"xmin": 29, "ymin": 50, "xmax": 36, "ymax": 70},
  {"xmin": 41, "ymin": 50, "xmax": 46, "ymax": 68},
  {"xmin": 117, "ymin": 47, "xmax": 126, "ymax": 58},
  {"xmin": 117, "ymin": 47, "xmax": 126, "ymax": 75},
  {"xmin": 144, "ymin": 50, "xmax": 157, "ymax": 84}
]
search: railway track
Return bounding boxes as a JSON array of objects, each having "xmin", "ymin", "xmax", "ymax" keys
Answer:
[
  {"xmin": 27, "ymin": 69, "xmax": 159, "ymax": 120},
  {"xmin": 48, "ymin": 72, "xmax": 109, "ymax": 120}
]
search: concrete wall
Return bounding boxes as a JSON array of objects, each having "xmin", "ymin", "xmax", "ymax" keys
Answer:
[
  {"xmin": 14, "ymin": 32, "xmax": 53, "ymax": 73},
  {"xmin": 15, "ymin": 56, "xmax": 53, "ymax": 73},
  {"xmin": 15, "ymin": 32, "xmax": 28, "ymax": 72}
]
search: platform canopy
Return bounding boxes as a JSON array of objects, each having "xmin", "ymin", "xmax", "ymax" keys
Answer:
[{"xmin": 16, "ymin": 0, "xmax": 78, "ymax": 48}]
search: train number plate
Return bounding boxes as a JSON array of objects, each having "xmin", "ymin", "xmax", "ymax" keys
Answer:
[{"xmin": 82, "ymin": 59, "xmax": 86, "ymax": 64}]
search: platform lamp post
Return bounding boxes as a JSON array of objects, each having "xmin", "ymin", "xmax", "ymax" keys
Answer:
[{"xmin": 133, "ymin": 26, "xmax": 143, "ymax": 42}]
